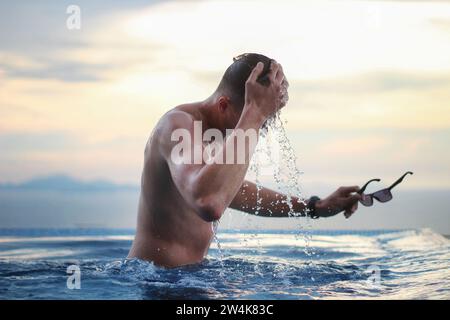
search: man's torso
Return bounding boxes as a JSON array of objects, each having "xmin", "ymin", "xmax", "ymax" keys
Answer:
[{"xmin": 128, "ymin": 103, "xmax": 215, "ymax": 267}]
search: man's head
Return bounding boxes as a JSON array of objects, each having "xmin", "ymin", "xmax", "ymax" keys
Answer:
[
  {"xmin": 217, "ymin": 53, "xmax": 273, "ymax": 109},
  {"xmin": 212, "ymin": 53, "xmax": 283, "ymax": 129}
]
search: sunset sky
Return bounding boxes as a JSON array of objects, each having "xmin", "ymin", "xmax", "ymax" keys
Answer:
[{"xmin": 1, "ymin": 0, "xmax": 450, "ymax": 191}]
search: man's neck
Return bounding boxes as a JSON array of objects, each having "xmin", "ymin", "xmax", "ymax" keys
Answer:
[{"xmin": 198, "ymin": 94, "xmax": 226, "ymax": 134}]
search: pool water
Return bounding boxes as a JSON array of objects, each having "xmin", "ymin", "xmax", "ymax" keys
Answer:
[{"xmin": 0, "ymin": 228, "xmax": 449, "ymax": 299}]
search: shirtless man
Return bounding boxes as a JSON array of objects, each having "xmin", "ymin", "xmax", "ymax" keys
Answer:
[{"xmin": 128, "ymin": 53, "xmax": 361, "ymax": 267}]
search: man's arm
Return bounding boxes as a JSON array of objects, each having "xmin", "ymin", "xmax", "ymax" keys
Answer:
[
  {"xmin": 230, "ymin": 181, "xmax": 362, "ymax": 218},
  {"xmin": 229, "ymin": 180, "xmax": 307, "ymax": 217},
  {"xmin": 160, "ymin": 62, "xmax": 285, "ymax": 222}
]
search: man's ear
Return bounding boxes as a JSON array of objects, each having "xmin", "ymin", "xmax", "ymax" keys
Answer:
[{"xmin": 218, "ymin": 96, "xmax": 229, "ymax": 113}]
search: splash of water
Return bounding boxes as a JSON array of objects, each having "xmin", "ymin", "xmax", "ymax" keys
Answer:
[
  {"xmin": 248, "ymin": 78, "xmax": 315, "ymax": 258},
  {"xmin": 252, "ymin": 111, "xmax": 314, "ymax": 257},
  {"xmin": 212, "ymin": 220, "xmax": 225, "ymax": 277},
  {"xmin": 213, "ymin": 79, "xmax": 315, "ymax": 274}
]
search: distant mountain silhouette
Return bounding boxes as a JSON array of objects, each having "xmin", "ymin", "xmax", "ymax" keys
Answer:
[{"xmin": 0, "ymin": 174, "xmax": 139, "ymax": 192}]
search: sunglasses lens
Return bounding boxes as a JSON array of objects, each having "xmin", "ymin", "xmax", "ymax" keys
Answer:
[
  {"xmin": 360, "ymin": 194, "xmax": 373, "ymax": 206},
  {"xmin": 373, "ymin": 189, "xmax": 393, "ymax": 203}
]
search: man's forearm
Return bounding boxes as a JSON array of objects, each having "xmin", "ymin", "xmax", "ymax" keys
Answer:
[
  {"xmin": 229, "ymin": 180, "xmax": 308, "ymax": 217},
  {"xmin": 193, "ymin": 105, "xmax": 264, "ymax": 216}
]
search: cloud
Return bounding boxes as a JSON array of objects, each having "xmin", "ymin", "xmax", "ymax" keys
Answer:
[
  {"xmin": 0, "ymin": 59, "xmax": 108, "ymax": 82},
  {"xmin": 0, "ymin": 130, "xmax": 145, "ymax": 184},
  {"xmin": 316, "ymin": 136, "xmax": 389, "ymax": 156},
  {"xmin": 0, "ymin": 131, "xmax": 80, "ymax": 154},
  {"xmin": 291, "ymin": 71, "xmax": 450, "ymax": 94},
  {"xmin": 0, "ymin": 1, "xmax": 158, "ymax": 52},
  {"xmin": 1, "ymin": 0, "xmax": 449, "ymax": 188},
  {"xmin": 0, "ymin": 1, "xmax": 163, "ymax": 82},
  {"xmin": 281, "ymin": 69, "xmax": 450, "ymax": 131},
  {"xmin": 429, "ymin": 16, "xmax": 450, "ymax": 31},
  {"xmin": 116, "ymin": 0, "xmax": 450, "ymax": 79},
  {"xmin": 288, "ymin": 127, "xmax": 450, "ymax": 188}
]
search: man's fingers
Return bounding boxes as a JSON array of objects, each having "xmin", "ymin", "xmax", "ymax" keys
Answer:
[
  {"xmin": 269, "ymin": 61, "xmax": 280, "ymax": 83},
  {"xmin": 275, "ymin": 64, "xmax": 285, "ymax": 85},
  {"xmin": 338, "ymin": 185, "xmax": 360, "ymax": 196},
  {"xmin": 246, "ymin": 62, "xmax": 264, "ymax": 84},
  {"xmin": 344, "ymin": 209, "xmax": 352, "ymax": 219},
  {"xmin": 344, "ymin": 202, "xmax": 358, "ymax": 219},
  {"xmin": 341, "ymin": 193, "xmax": 361, "ymax": 208}
]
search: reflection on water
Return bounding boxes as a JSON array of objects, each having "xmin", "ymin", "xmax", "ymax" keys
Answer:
[{"xmin": 0, "ymin": 229, "xmax": 448, "ymax": 299}]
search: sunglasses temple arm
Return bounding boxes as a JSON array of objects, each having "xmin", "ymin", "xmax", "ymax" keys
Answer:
[
  {"xmin": 358, "ymin": 178, "xmax": 381, "ymax": 194},
  {"xmin": 388, "ymin": 171, "xmax": 413, "ymax": 191}
]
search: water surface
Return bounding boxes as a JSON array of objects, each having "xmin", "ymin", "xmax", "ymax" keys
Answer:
[{"xmin": 0, "ymin": 228, "xmax": 448, "ymax": 299}]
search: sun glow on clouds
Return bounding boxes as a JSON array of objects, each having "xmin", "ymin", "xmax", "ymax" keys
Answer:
[
  {"xmin": 0, "ymin": 0, "xmax": 450, "ymax": 187},
  {"xmin": 123, "ymin": 0, "xmax": 450, "ymax": 77}
]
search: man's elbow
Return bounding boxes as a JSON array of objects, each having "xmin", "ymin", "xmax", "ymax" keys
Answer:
[{"xmin": 195, "ymin": 197, "xmax": 225, "ymax": 222}]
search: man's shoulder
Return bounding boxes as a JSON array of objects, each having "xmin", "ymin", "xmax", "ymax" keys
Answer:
[
  {"xmin": 151, "ymin": 106, "xmax": 197, "ymax": 156},
  {"xmin": 162, "ymin": 109, "xmax": 195, "ymax": 129},
  {"xmin": 156, "ymin": 106, "xmax": 198, "ymax": 134}
]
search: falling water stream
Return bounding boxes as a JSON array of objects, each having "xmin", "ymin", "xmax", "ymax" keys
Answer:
[
  {"xmin": 252, "ymin": 111, "xmax": 314, "ymax": 257},
  {"xmin": 211, "ymin": 111, "xmax": 315, "ymax": 276},
  {"xmin": 212, "ymin": 79, "xmax": 316, "ymax": 276}
]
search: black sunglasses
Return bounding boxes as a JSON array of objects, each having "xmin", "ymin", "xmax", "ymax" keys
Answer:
[{"xmin": 357, "ymin": 171, "xmax": 413, "ymax": 207}]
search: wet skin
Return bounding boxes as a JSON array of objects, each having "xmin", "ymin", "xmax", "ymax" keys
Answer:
[{"xmin": 128, "ymin": 62, "xmax": 361, "ymax": 267}]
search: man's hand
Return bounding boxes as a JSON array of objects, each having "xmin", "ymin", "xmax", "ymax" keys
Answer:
[
  {"xmin": 243, "ymin": 61, "xmax": 285, "ymax": 125},
  {"xmin": 315, "ymin": 186, "xmax": 362, "ymax": 218}
]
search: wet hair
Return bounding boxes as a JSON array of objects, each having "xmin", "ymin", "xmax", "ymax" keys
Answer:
[{"xmin": 216, "ymin": 53, "xmax": 273, "ymax": 110}]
